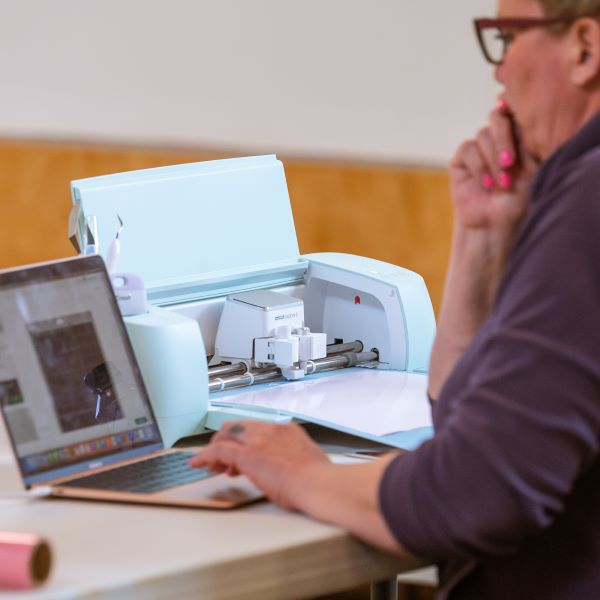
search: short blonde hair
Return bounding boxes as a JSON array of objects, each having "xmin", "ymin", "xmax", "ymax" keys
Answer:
[{"xmin": 538, "ymin": 0, "xmax": 600, "ymax": 16}]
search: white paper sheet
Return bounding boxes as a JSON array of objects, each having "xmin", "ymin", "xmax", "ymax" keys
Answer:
[{"xmin": 212, "ymin": 369, "xmax": 432, "ymax": 437}]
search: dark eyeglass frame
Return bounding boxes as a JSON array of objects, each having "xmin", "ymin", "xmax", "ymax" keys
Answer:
[{"xmin": 473, "ymin": 16, "xmax": 579, "ymax": 65}]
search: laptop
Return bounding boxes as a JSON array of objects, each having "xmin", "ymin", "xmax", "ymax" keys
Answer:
[{"xmin": 0, "ymin": 255, "xmax": 263, "ymax": 509}]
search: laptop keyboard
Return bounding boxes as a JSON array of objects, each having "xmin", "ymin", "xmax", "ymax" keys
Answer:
[{"xmin": 60, "ymin": 452, "xmax": 216, "ymax": 494}]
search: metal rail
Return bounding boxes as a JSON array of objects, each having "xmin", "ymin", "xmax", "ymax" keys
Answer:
[
  {"xmin": 208, "ymin": 349, "xmax": 378, "ymax": 393},
  {"xmin": 207, "ymin": 340, "xmax": 364, "ymax": 381},
  {"xmin": 325, "ymin": 340, "xmax": 364, "ymax": 355},
  {"xmin": 207, "ymin": 363, "xmax": 247, "ymax": 378}
]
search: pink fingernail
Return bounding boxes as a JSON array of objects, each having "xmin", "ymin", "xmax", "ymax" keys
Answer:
[
  {"xmin": 500, "ymin": 150, "xmax": 514, "ymax": 168},
  {"xmin": 496, "ymin": 98, "xmax": 508, "ymax": 112},
  {"xmin": 498, "ymin": 171, "xmax": 512, "ymax": 189},
  {"xmin": 482, "ymin": 174, "xmax": 495, "ymax": 189}
]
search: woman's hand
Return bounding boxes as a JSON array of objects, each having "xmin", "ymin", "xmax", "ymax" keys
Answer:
[
  {"xmin": 190, "ymin": 421, "xmax": 409, "ymax": 554},
  {"xmin": 450, "ymin": 99, "xmax": 538, "ymax": 234},
  {"xmin": 428, "ymin": 100, "xmax": 540, "ymax": 400},
  {"xmin": 189, "ymin": 421, "xmax": 330, "ymax": 511}
]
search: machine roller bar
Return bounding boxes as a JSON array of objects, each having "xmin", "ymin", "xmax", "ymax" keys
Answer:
[
  {"xmin": 325, "ymin": 340, "xmax": 364, "ymax": 355},
  {"xmin": 208, "ymin": 363, "xmax": 247, "ymax": 378},
  {"xmin": 208, "ymin": 350, "xmax": 378, "ymax": 393},
  {"xmin": 208, "ymin": 340, "xmax": 364, "ymax": 380},
  {"xmin": 306, "ymin": 350, "xmax": 377, "ymax": 373}
]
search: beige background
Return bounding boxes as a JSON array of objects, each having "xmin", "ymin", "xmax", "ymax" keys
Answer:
[
  {"xmin": 0, "ymin": 0, "xmax": 496, "ymax": 164},
  {"xmin": 0, "ymin": 141, "xmax": 452, "ymax": 313}
]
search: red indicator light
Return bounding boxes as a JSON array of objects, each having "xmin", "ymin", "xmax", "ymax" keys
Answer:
[{"xmin": 354, "ymin": 295, "xmax": 361, "ymax": 305}]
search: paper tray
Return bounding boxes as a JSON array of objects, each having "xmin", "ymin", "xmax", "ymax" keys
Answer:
[{"xmin": 210, "ymin": 368, "xmax": 434, "ymax": 450}]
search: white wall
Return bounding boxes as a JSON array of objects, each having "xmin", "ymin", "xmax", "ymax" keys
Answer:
[{"xmin": 0, "ymin": 0, "xmax": 497, "ymax": 165}]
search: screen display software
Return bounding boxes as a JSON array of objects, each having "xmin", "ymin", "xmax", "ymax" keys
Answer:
[{"xmin": 0, "ymin": 257, "xmax": 161, "ymax": 477}]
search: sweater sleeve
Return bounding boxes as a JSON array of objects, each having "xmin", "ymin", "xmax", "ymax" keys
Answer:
[{"xmin": 379, "ymin": 156, "xmax": 600, "ymax": 561}]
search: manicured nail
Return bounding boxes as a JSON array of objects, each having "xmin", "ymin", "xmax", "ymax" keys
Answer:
[
  {"xmin": 498, "ymin": 171, "xmax": 512, "ymax": 190},
  {"xmin": 482, "ymin": 174, "xmax": 495, "ymax": 189},
  {"xmin": 500, "ymin": 150, "xmax": 514, "ymax": 168},
  {"xmin": 496, "ymin": 98, "xmax": 508, "ymax": 112}
]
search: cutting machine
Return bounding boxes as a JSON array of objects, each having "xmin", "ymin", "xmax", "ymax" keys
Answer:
[{"xmin": 68, "ymin": 155, "xmax": 436, "ymax": 448}]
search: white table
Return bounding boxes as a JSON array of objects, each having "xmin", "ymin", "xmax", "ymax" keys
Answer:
[{"xmin": 0, "ymin": 427, "xmax": 429, "ymax": 600}]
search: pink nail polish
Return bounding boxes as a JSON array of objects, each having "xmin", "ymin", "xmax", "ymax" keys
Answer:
[
  {"xmin": 500, "ymin": 150, "xmax": 514, "ymax": 168},
  {"xmin": 482, "ymin": 174, "xmax": 495, "ymax": 189},
  {"xmin": 496, "ymin": 98, "xmax": 508, "ymax": 112},
  {"xmin": 498, "ymin": 171, "xmax": 512, "ymax": 190}
]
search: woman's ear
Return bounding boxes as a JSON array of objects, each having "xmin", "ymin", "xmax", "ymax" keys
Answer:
[{"xmin": 569, "ymin": 18, "xmax": 600, "ymax": 86}]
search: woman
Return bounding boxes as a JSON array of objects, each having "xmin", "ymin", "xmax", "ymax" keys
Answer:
[{"xmin": 191, "ymin": 1, "xmax": 600, "ymax": 597}]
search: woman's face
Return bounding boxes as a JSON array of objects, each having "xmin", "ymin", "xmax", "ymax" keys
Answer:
[{"xmin": 494, "ymin": 0, "xmax": 570, "ymax": 159}]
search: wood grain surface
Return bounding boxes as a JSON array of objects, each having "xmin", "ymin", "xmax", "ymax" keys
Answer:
[{"xmin": 0, "ymin": 140, "xmax": 452, "ymax": 312}]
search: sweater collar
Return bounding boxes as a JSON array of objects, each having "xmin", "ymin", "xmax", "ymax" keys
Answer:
[
  {"xmin": 528, "ymin": 107, "xmax": 600, "ymax": 201},
  {"xmin": 536, "ymin": 107, "xmax": 600, "ymax": 180}
]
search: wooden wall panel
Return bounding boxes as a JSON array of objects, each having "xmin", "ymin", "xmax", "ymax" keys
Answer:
[{"xmin": 0, "ymin": 140, "xmax": 452, "ymax": 312}]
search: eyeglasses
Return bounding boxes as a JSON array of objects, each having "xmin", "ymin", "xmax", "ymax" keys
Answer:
[{"xmin": 473, "ymin": 16, "xmax": 579, "ymax": 65}]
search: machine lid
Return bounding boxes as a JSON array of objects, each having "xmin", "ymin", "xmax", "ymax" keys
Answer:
[
  {"xmin": 229, "ymin": 289, "xmax": 304, "ymax": 310},
  {"xmin": 71, "ymin": 155, "xmax": 306, "ymax": 303}
]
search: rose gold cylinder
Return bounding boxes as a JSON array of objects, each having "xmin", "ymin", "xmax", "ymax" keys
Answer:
[{"xmin": 0, "ymin": 531, "xmax": 52, "ymax": 589}]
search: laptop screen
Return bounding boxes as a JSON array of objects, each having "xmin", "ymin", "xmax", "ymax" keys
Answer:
[{"xmin": 0, "ymin": 256, "xmax": 162, "ymax": 485}]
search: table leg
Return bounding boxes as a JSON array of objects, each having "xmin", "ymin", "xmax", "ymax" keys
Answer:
[{"xmin": 370, "ymin": 576, "xmax": 398, "ymax": 600}]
